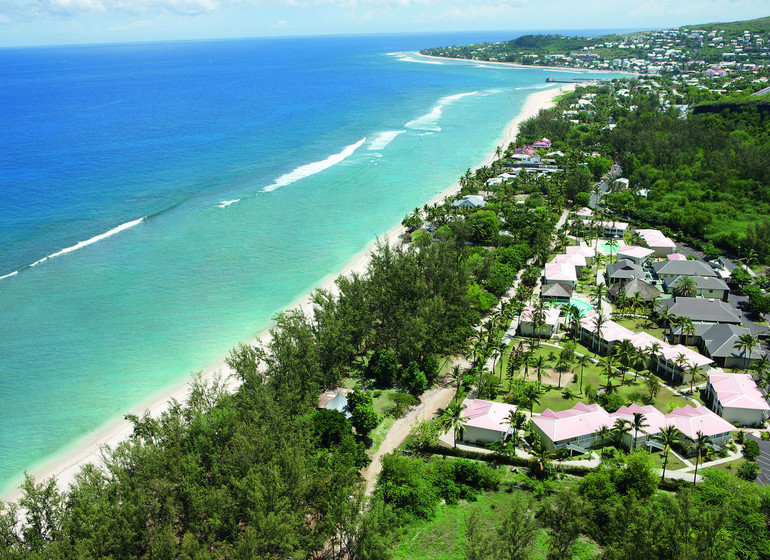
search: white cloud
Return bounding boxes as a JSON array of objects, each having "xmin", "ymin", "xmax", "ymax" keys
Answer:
[{"xmin": 108, "ymin": 17, "xmax": 152, "ymax": 29}]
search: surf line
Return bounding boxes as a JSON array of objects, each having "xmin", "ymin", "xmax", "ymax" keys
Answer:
[
  {"xmin": 1, "ymin": 217, "xmax": 146, "ymax": 280},
  {"xmin": 261, "ymin": 137, "xmax": 366, "ymax": 193}
]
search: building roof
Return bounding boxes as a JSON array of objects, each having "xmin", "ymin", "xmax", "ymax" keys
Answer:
[
  {"xmin": 317, "ymin": 388, "xmax": 352, "ymax": 418},
  {"xmin": 521, "ymin": 305, "xmax": 561, "ymax": 327},
  {"xmin": 708, "ymin": 372, "xmax": 770, "ymax": 411},
  {"xmin": 566, "ymin": 245, "xmax": 596, "ymax": 258},
  {"xmin": 701, "ymin": 323, "xmax": 763, "ymax": 361},
  {"xmin": 463, "ymin": 399, "xmax": 518, "ymax": 432},
  {"xmin": 551, "ymin": 253, "xmax": 587, "ymax": 268},
  {"xmin": 452, "ymin": 195, "xmax": 486, "ymax": 208},
  {"xmin": 657, "ymin": 297, "xmax": 742, "ymax": 324},
  {"xmin": 652, "ymin": 260, "xmax": 717, "ymax": 278},
  {"xmin": 544, "ymin": 262, "xmax": 577, "ymax": 284},
  {"xmin": 636, "ymin": 228, "xmax": 677, "ymax": 249},
  {"xmin": 608, "ymin": 278, "xmax": 661, "ymax": 301},
  {"xmin": 664, "ymin": 405, "xmax": 737, "ymax": 439},
  {"xmin": 541, "ymin": 283, "xmax": 573, "ymax": 299},
  {"xmin": 667, "ymin": 253, "xmax": 688, "ymax": 261},
  {"xmin": 533, "ymin": 402, "xmax": 613, "ymax": 443},
  {"xmin": 574, "ymin": 207, "xmax": 594, "ymax": 219},
  {"xmin": 658, "ymin": 343, "xmax": 713, "ymax": 368},
  {"xmin": 616, "ymin": 245, "xmax": 655, "ymax": 261},
  {"xmin": 611, "ymin": 404, "xmax": 669, "ymax": 437},
  {"xmin": 607, "ymin": 259, "xmax": 646, "ymax": 282}
]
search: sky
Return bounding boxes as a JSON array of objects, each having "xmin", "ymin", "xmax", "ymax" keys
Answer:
[{"xmin": 0, "ymin": 0, "xmax": 768, "ymax": 47}]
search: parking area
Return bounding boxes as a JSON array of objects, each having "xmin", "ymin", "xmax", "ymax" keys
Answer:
[{"xmin": 748, "ymin": 433, "xmax": 770, "ymax": 486}]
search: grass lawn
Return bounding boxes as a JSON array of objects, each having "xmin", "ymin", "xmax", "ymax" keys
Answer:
[
  {"xmin": 391, "ymin": 477, "xmax": 598, "ymax": 560},
  {"xmin": 368, "ymin": 415, "xmax": 396, "ymax": 455},
  {"xmin": 649, "ymin": 449, "xmax": 688, "ymax": 472},
  {"xmin": 700, "ymin": 457, "xmax": 747, "ymax": 476}
]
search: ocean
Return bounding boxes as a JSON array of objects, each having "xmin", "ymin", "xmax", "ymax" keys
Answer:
[{"xmin": 0, "ymin": 32, "xmax": 624, "ymax": 496}]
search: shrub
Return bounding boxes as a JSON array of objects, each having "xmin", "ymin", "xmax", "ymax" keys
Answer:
[
  {"xmin": 762, "ymin": 431, "xmax": 770, "ymax": 441},
  {"xmin": 737, "ymin": 461, "xmax": 761, "ymax": 481},
  {"xmin": 743, "ymin": 439, "xmax": 760, "ymax": 462}
]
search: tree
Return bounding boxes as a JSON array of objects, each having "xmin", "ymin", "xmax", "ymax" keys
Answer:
[
  {"xmin": 573, "ymin": 354, "xmax": 592, "ymax": 394},
  {"xmin": 686, "ymin": 362, "xmax": 704, "ymax": 394},
  {"xmin": 402, "ymin": 361, "xmax": 428, "ymax": 396},
  {"xmin": 656, "ymin": 424, "xmax": 683, "ymax": 481},
  {"xmin": 538, "ymin": 488, "xmax": 587, "ymax": 560},
  {"xmin": 591, "ymin": 312, "xmax": 607, "ymax": 354},
  {"xmin": 612, "ymin": 418, "xmax": 632, "ymax": 449},
  {"xmin": 591, "ymin": 283, "xmax": 608, "ymax": 311},
  {"xmin": 348, "ymin": 390, "xmax": 379, "ymax": 439},
  {"xmin": 743, "ymin": 439, "xmax": 761, "ymax": 462},
  {"xmin": 495, "ymin": 493, "xmax": 540, "ymax": 560},
  {"xmin": 734, "ymin": 333, "xmax": 759, "ymax": 372},
  {"xmin": 690, "ymin": 430, "xmax": 713, "ymax": 485},
  {"xmin": 673, "ymin": 276, "xmax": 698, "ymax": 298},
  {"xmin": 631, "ymin": 412, "xmax": 649, "ymax": 450},
  {"xmin": 530, "ymin": 355, "xmax": 547, "ymax": 390},
  {"xmin": 523, "ymin": 383, "xmax": 541, "ymax": 416},
  {"xmin": 648, "ymin": 341, "xmax": 662, "ymax": 376},
  {"xmin": 443, "ymin": 399, "xmax": 468, "ymax": 448},
  {"xmin": 599, "ymin": 354, "xmax": 618, "ymax": 392},
  {"xmin": 503, "ymin": 411, "xmax": 527, "ymax": 457},
  {"xmin": 644, "ymin": 375, "xmax": 661, "ymax": 405},
  {"xmin": 613, "ymin": 339, "xmax": 635, "ymax": 385},
  {"xmin": 594, "ymin": 425, "xmax": 612, "ymax": 449}
]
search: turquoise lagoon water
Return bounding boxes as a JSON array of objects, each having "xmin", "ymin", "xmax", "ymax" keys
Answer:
[{"xmin": 0, "ymin": 34, "xmax": 625, "ymax": 495}]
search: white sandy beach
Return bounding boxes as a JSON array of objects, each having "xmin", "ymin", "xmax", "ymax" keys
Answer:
[{"xmin": 1, "ymin": 83, "xmax": 575, "ymax": 504}]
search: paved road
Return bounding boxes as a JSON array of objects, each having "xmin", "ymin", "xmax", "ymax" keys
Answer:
[{"xmin": 748, "ymin": 433, "xmax": 770, "ymax": 486}]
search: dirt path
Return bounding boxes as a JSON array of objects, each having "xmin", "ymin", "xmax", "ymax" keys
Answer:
[{"xmin": 361, "ymin": 380, "xmax": 459, "ymax": 495}]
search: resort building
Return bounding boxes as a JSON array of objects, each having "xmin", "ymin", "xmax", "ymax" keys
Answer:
[
  {"xmin": 461, "ymin": 399, "xmax": 518, "ymax": 444},
  {"xmin": 551, "ymin": 252, "xmax": 587, "ymax": 272},
  {"xmin": 700, "ymin": 324, "xmax": 765, "ymax": 369},
  {"xmin": 651, "ymin": 260, "xmax": 718, "ymax": 284},
  {"xmin": 531, "ymin": 403, "xmax": 613, "ymax": 452},
  {"xmin": 573, "ymin": 207, "xmax": 594, "ymax": 221},
  {"xmin": 317, "ymin": 388, "xmax": 352, "ymax": 419},
  {"xmin": 541, "ymin": 283, "xmax": 573, "ymax": 304},
  {"xmin": 657, "ymin": 297, "xmax": 742, "ymax": 326},
  {"xmin": 606, "ymin": 259, "xmax": 647, "ymax": 284},
  {"xmin": 636, "ymin": 228, "xmax": 677, "ymax": 256},
  {"xmin": 519, "ymin": 306, "xmax": 561, "ymax": 339},
  {"xmin": 608, "ymin": 278, "xmax": 661, "ymax": 303},
  {"xmin": 660, "ymin": 275, "xmax": 730, "ymax": 301},
  {"xmin": 452, "ymin": 195, "xmax": 486, "ymax": 209},
  {"xmin": 566, "ymin": 245, "xmax": 596, "ymax": 266},
  {"xmin": 704, "ymin": 372, "xmax": 770, "ymax": 427},
  {"xmin": 665, "ymin": 405, "xmax": 736, "ymax": 446},
  {"xmin": 543, "ymin": 262, "xmax": 578, "ymax": 288},
  {"xmin": 616, "ymin": 245, "xmax": 655, "ymax": 267},
  {"xmin": 611, "ymin": 404, "xmax": 669, "ymax": 450}
]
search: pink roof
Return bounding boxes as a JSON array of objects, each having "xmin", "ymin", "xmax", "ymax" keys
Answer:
[
  {"xmin": 616, "ymin": 245, "xmax": 655, "ymax": 260},
  {"xmin": 566, "ymin": 245, "xmax": 596, "ymax": 258},
  {"xmin": 575, "ymin": 207, "xmax": 594, "ymax": 218},
  {"xmin": 636, "ymin": 229, "xmax": 676, "ymax": 249},
  {"xmin": 667, "ymin": 253, "xmax": 687, "ymax": 261},
  {"xmin": 598, "ymin": 220, "xmax": 629, "ymax": 230},
  {"xmin": 664, "ymin": 405, "xmax": 736, "ymax": 439},
  {"xmin": 551, "ymin": 253, "xmax": 587, "ymax": 268},
  {"xmin": 533, "ymin": 402, "xmax": 613, "ymax": 442},
  {"xmin": 708, "ymin": 372, "xmax": 770, "ymax": 411},
  {"xmin": 544, "ymin": 262, "xmax": 577, "ymax": 283},
  {"xmin": 579, "ymin": 312, "xmax": 634, "ymax": 343},
  {"xmin": 521, "ymin": 305, "xmax": 560, "ymax": 327},
  {"xmin": 463, "ymin": 399, "xmax": 518, "ymax": 431},
  {"xmin": 611, "ymin": 403, "xmax": 668, "ymax": 436},
  {"xmin": 659, "ymin": 344, "xmax": 713, "ymax": 368}
]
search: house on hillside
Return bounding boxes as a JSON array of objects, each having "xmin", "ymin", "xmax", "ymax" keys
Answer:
[
  {"xmin": 532, "ymin": 137, "xmax": 552, "ymax": 149},
  {"xmin": 705, "ymin": 371, "xmax": 770, "ymax": 427},
  {"xmin": 461, "ymin": 399, "xmax": 519, "ymax": 444}
]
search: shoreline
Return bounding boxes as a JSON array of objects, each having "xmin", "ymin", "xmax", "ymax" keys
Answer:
[
  {"xmin": 0, "ymin": 82, "xmax": 575, "ymax": 505},
  {"xmin": 419, "ymin": 52, "xmax": 637, "ymax": 75}
]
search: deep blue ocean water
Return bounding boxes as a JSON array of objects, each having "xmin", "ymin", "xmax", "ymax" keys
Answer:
[{"xmin": 0, "ymin": 32, "xmax": 626, "ymax": 495}]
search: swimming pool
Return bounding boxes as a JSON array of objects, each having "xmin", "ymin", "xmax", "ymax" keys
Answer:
[{"xmin": 549, "ymin": 297, "xmax": 594, "ymax": 317}]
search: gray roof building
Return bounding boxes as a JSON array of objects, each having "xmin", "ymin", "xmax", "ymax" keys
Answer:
[
  {"xmin": 607, "ymin": 259, "xmax": 646, "ymax": 283},
  {"xmin": 651, "ymin": 260, "xmax": 717, "ymax": 279},
  {"xmin": 657, "ymin": 297, "xmax": 742, "ymax": 324},
  {"xmin": 608, "ymin": 278, "xmax": 661, "ymax": 302}
]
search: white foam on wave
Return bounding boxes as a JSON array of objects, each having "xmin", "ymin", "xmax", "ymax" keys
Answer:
[
  {"xmin": 368, "ymin": 130, "xmax": 405, "ymax": 151},
  {"xmin": 262, "ymin": 137, "xmax": 366, "ymax": 193},
  {"xmin": 1, "ymin": 217, "xmax": 146, "ymax": 280},
  {"xmin": 218, "ymin": 199, "xmax": 240, "ymax": 208},
  {"xmin": 405, "ymin": 91, "xmax": 478, "ymax": 132}
]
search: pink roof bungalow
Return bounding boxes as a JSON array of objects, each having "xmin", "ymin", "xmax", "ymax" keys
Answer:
[
  {"xmin": 519, "ymin": 305, "xmax": 561, "ymax": 339},
  {"xmin": 574, "ymin": 207, "xmax": 594, "ymax": 221},
  {"xmin": 705, "ymin": 372, "xmax": 770, "ymax": 427},
  {"xmin": 544, "ymin": 262, "xmax": 577, "ymax": 288},
  {"xmin": 636, "ymin": 228, "xmax": 677, "ymax": 256},
  {"xmin": 532, "ymin": 137, "xmax": 552, "ymax": 149},
  {"xmin": 551, "ymin": 253, "xmax": 587, "ymax": 271},
  {"xmin": 610, "ymin": 404, "xmax": 669, "ymax": 449},
  {"xmin": 616, "ymin": 245, "xmax": 655, "ymax": 267},
  {"xmin": 461, "ymin": 399, "xmax": 518, "ymax": 444},
  {"xmin": 514, "ymin": 146, "xmax": 537, "ymax": 155},
  {"xmin": 566, "ymin": 245, "xmax": 596, "ymax": 266},
  {"xmin": 664, "ymin": 405, "xmax": 736, "ymax": 445},
  {"xmin": 576, "ymin": 312, "xmax": 635, "ymax": 354},
  {"xmin": 657, "ymin": 344, "xmax": 713, "ymax": 385},
  {"xmin": 667, "ymin": 253, "xmax": 687, "ymax": 261},
  {"xmin": 531, "ymin": 403, "xmax": 614, "ymax": 452}
]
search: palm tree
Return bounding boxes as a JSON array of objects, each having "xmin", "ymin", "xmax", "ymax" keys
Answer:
[
  {"xmin": 591, "ymin": 312, "xmax": 607, "ymax": 355},
  {"xmin": 444, "ymin": 399, "xmax": 468, "ymax": 448},
  {"xmin": 523, "ymin": 384, "xmax": 541, "ymax": 416},
  {"xmin": 530, "ymin": 438, "xmax": 553, "ymax": 479},
  {"xmin": 656, "ymin": 425, "xmax": 682, "ymax": 481},
  {"xmin": 530, "ymin": 355, "xmax": 547, "ymax": 390},
  {"xmin": 449, "ymin": 365, "xmax": 464, "ymax": 398},
  {"xmin": 503, "ymin": 410, "xmax": 527, "ymax": 456},
  {"xmin": 690, "ymin": 430, "xmax": 713, "ymax": 485},
  {"xmin": 673, "ymin": 276, "xmax": 698, "ymax": 298},
  {"xmin": 649, "ymin": 341, "xmax": 663, "ymax": 376},
  {"xmin": 673, "ymin": 316, "xmax": 693, "ymax": 346},
  {"xmin": 614, "ymin": 339, "xmax": 635, "ymax": 385},
  {"xmin": 606, "ymin": 238, "xmax": 619, "ymax": 263},
  {"xmin": 658, "ymin": 309, "xmax": 676, "ymax": 339},
  {"xmin": 591, "ymin": 283, "xmax": 608, "ymax": 311},
  {"xmin": 600, "ymin": 354, "xmax": 618, "ymax": 392},
  {"xmin": 674, "ymin": 352, "xmax": 689, "ymax": 385},
  {"xmin": 631, "ymin": 412, "xmax": 649, "ymax": 450},
  {"xmin": 686, "ymin": 362, "xmax": 704, "ymax": 395},
  {"xmin": 594, "ymin": 424, "xmax": 612, "ymax": 449},
  {"xmin": 573, "ymin": 354, "xmax": 592, "ymax": 394},
  {"xmin": 734, "ymin": 333, "xmax": 759, "ymax": 372},
  {"xmin": 612, "ymin": 418, "xmax": 632, "ymax": 449},
  {"xmin": 629, "ymin": 292, "xmax": 644, "ymax": 317}
]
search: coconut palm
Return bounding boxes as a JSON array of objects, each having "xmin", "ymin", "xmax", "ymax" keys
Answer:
[
  {"xmin": 658, "ymin": 309, "xmax": 676, "ymax": 339},
  {"xmin": 689, "ymin": 430, "xmax": 713, "ymax": 485},
  {"xmin": 734, "ymin": 333, "xmax": 759, "ymax": 372},
  {"xmin": 686, "ymin": 362, "xmax": 704, "ymax": 395},
  {"xmin": 591, "ymin": 312, "xmax": 607, "ymax": 355},
  {"xmin": 573, "ymin": 354, "xmax": 592, "ymax": 394},
  {"xmin": 523, "ymin": 384, "xmax": 541, "ymax": 416},
  {"xmin": 449, "ymin": 365, "xmax": 464, "ymax": 398},
  {"xmin": 673, "ymin": 276, "xmax": 698, "ymax": 298},
  {"xmin": 631, "ymin": 412, "xmax": 649, "ymax": 450},
  {"xmin": 443, "ymin": 399, "xmax": 468, "ymax": 448},
  {"xmin": 591, "ymin": 283, "xmax": 608, "ymax": 311},
  {"xmin": 600, "ymin": 354, "xmax": 618, "ymax": 392},
  {"xmin": 594, "ymin": 424, "xmax": 613, "ymax": 449},
  {"xmin": 612, "ymin": 418, "xmax": 632, "ymax": 449},
  {"xmin": 673, "ymin": 316, "xmax": 694, "ymax": 346},
  {"xmin": 629, "ymin": 292, "xmax": 645, "ymax": 317},
  {"xmin": 649, "ymin": 341, "xmax": 663, "ymax": 376},
  {"xmin": 656, "ymin": 425, "xmax": 682, "ymax": 482},
  {"xmin": 613, "ymin": 339, "xmax": 635, "ymax": 385},
  {"xmin": 503, "ymin": 410, "xmax": 527, "ymax": 456},
  {"xmin": 530, "ymin": 355, "xmax": 547, "ymax": 390}
]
